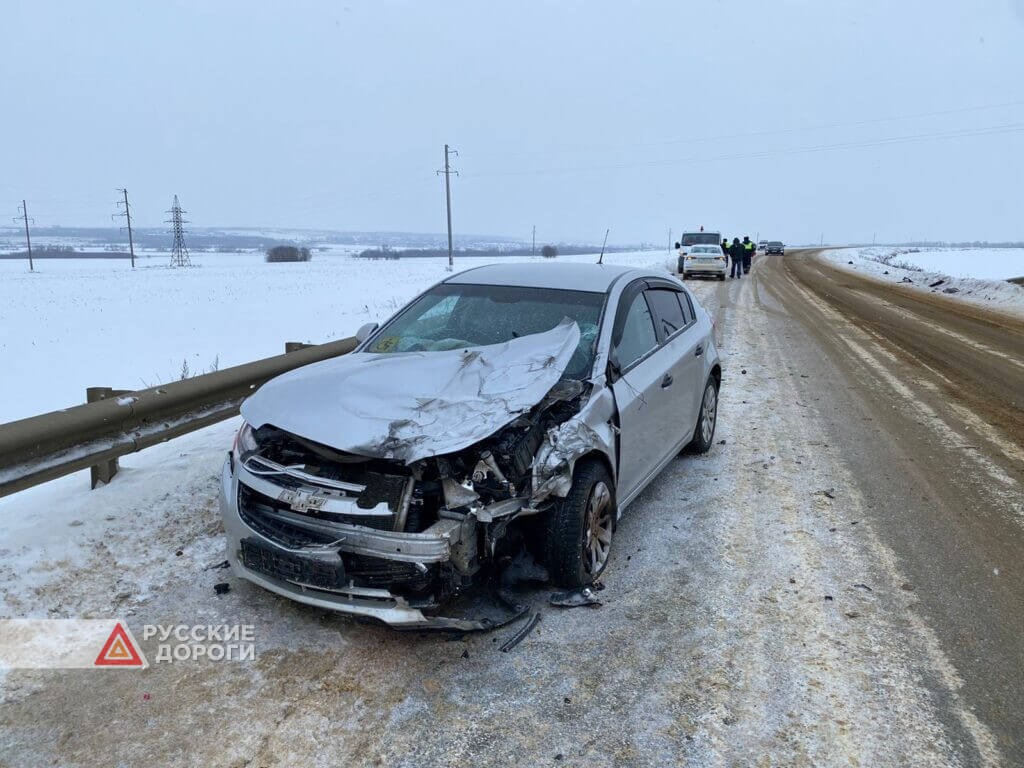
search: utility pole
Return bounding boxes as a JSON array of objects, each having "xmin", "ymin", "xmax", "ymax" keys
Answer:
[
  {"xmin": 532, "ymin": 225, "xmax": 536, "ymax": 257},
  {"xmin": 669, "ymin": 228, "xmax": 673, "ymax": 254},
  {"xmin": 820, "ymin": 232, "xmax": 824, "ymax": 247},
  {"xmin": 113, "ymin": 188, "xmax": 136, "ymax": 268},
  {"xmin": 872, "ymin": 232, "xmax": 877, "ymax": 246},
  {"xmin": 436, "ymin": 144, "xmax": 458, "ymax": 270},
  {"xmin": 14, "ymin": 200, "xmax": 34, "ymax": 271}
]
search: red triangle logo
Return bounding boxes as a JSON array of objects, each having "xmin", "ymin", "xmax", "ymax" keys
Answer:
[{"xmin": 94, "ymin": 622, "xmax": 146, "ymax": 668}]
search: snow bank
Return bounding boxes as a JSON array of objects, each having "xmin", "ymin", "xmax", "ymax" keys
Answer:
[
  {"xmin": 0, "ymin": 248, "xmax": 669, "ymax": 424},
  {"xmin": 821, "ymin": 247, "xmax": 1024, "ymax": 319}
]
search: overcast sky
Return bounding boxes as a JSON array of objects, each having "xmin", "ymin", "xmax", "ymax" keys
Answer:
[{"xmin": 3, "ymin": 0, "xmax": 1023, "ymax": 245}]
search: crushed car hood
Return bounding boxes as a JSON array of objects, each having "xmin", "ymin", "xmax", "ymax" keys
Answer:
[{"xmin": 241, "ymin": 318, "xmax": 582, "ymax": 463}]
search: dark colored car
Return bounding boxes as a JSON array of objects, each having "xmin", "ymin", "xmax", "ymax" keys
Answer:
[{"xmin": 766, "ymin": 241, "xmax": 785, "ymax": 255}]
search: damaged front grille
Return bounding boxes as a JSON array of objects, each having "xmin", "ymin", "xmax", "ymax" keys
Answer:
[
  {"xmin": 238, "ymin": 483, "xmax": 395, "ymax": 549},
  {"xmin": 343, "ymin": 553, "xmax": 435, "ymax": 592},
  {"xmin": 240, "ymin": 538, "xmax": 345, "ymax": 590},
  {"xmin": 239, "ymin": 539, "xmax": 435, "ymax": 595}
]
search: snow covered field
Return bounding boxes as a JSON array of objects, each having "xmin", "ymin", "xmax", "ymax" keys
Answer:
[
  {"xmin": 822, "ymin": 247, "xmax": 1024, "ymax": 318},
  {"xmin": 0, "ymin": 248, "xmax": 669, "ymax": 424},
  {"xmin": 895, "ymin": 248, "xmax": 1024, "ymax": 280}
]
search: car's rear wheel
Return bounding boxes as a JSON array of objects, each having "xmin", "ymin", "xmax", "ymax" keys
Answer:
[
  {"xmin": 544, "ymin": 460, "xmax": 615, "ymax": 588},
  {"xmin": 687, "ymin": 376, "xmax": 719, "ymax": 453}
]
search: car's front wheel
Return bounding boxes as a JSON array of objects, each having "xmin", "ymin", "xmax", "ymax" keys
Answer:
[
  {"xmin": 687, "ymin": 376, "xmax": 719, "ymax": 453},
  {"xmin": 544, "ymin": 460, "xmax": 615, "ymax": 588}
]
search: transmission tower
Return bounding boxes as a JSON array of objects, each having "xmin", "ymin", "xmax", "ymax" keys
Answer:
[{"xmin": 166, "ymin": 195, "xmax": 192, "ymax": 267}]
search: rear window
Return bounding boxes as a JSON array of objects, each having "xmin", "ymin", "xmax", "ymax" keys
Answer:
[
  {"xmin": 681, "ymin": 233, "xmax": 720, "ymax": 246},
  {"xmin": 645, "ymin": 289, "xmax": 687, "ymax": 338}
]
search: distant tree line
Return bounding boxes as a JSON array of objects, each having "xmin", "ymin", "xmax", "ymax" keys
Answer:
[
  {"xmin": 0, "ymin": 246, "xmax": 131, "ymax": 260},
  {"xmin": 266, "ymin": 245, "xmax": 312, "ymax": 262},
  {"xmin": 355, "ymin": 244, "xmax": 618, "ymax": 259}
]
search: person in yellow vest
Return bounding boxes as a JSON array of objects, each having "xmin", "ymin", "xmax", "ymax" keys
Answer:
[{"xmin": 742, "ymin": 236, "xmax": 755, "ymax": 274}]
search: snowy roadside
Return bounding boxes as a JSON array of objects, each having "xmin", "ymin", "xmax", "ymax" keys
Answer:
[{"xmin": 821, "ymin": 247, "xmax": 1024, "ymax": 319}]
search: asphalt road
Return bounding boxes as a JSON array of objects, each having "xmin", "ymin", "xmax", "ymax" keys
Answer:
[
  {"xmin": 760, "ymin": 250, "xmax": 1024, "ymax": 764},
  {"xmin": 1, "ymin": 251, "xmax": 1022, "ymax": 766}
]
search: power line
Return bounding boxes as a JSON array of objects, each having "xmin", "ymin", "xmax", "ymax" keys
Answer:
[
  {"xmin": 112, "ymin": 188, "xmax": 136, "ymax": 268},
  {"xmin": 460, "ymin": 121, "xmax": 1024, "ymax": 181},
  {"xmin": 464, "ymin": 98, "xmax": 1024, "ymax": 161},
  {"xmin": 13, "ymin": 200, "xmax": 34, "ymax": 271}
]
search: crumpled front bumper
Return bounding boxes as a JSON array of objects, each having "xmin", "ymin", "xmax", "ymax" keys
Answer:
[{"xmin": 218, "ymin": 457, "xmax": 489, "ymax": 630}]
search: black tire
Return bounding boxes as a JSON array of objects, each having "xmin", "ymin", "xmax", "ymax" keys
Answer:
[
  {"xmin": 687, "ymin": 376, "xmax": 719, "ymax": 453},
  {"xmin": 718, "ymin": 273, "xmax": 726, "ymax": 281},
  {"xmin": 680, "ymin": 272, "xmax": 688, "ymax": 280},
  {"xmin": 544, "ymin": 460, "xmax": 615, "ymax": 588}
]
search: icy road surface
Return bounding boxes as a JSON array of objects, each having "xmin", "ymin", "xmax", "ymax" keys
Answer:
[{"xmin": 3, "ymin": 253, "xmax": 1021, "ymax": 766}]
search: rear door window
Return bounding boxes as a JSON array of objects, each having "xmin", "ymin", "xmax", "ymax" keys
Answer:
[{"xmin": 645, "ymin": 288, "xmax": 687, "ymax": 340}]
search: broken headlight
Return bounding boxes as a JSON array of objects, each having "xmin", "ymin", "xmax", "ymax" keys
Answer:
[{"xmin": 233, "ymin": 421, "xmax": 258, "ymax": 457}]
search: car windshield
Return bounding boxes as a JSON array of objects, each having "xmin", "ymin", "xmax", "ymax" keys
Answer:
[
  {"xmin": 681, "ymin": 233, "xmax": 720, "ymax": 246},
  {"xmin": 366, "ymin": 283, "xmax": 606, "ymax": 379},
  {"xmin": 769, "ymin": 241, "xmax": 783, "ymax": 246}
]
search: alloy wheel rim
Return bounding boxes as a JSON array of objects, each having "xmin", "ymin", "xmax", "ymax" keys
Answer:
[
  {"xmin": 584, "ymin": 481, "xmax": 613, "ymax": 575},
  {"xmin": 701, "ymin": 384, "xmax": 717, "ymax": 444}
]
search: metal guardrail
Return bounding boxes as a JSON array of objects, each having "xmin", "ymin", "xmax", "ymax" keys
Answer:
[{"xmin": 0, "ymin": 337, "xmax": 358, "ymax": 498}]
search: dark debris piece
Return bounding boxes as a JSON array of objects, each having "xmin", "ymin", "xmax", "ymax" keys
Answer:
[
  {"xmin": 214, "ymin": 582, "xmax": 231, "ymax": 595},
  {"xmin": 500, "ymin": 612, "xmax": 541, "ymax": 653}
]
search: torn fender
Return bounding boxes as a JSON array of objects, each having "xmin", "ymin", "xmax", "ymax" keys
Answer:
[{"xmin": 531, "ymin": 383, "xmax": 617, "ymax": 504}]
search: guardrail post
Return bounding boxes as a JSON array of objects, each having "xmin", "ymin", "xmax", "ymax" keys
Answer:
[
  {"xmin": 285, "ymin": 342, "xmax": 313, "ymax": 353},
  {"xmin": 86, "ymin": 387, "xmax": 120, "ymax": 488}
]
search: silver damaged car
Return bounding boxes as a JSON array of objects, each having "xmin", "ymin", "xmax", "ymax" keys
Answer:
[{"xmin": 219, "ymin": 262, "xmax": 722, "ymax": 629}]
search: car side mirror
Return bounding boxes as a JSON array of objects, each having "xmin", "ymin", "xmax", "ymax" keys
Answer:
[
  {"xmin": 673, "ymin": 242, "xmax": 681, "ymax": 249},
  {"xmin": 355, "ymin": 322, "xmax": 379, "ymax": 343}
]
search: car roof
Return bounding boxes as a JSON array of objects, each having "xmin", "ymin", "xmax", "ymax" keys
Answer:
[{"xmin": 444, "ymin": 261, "xmax": 649, "ymax": 293}]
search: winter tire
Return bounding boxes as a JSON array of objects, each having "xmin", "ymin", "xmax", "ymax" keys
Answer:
[
  {"xmin": 687, "ymin": 376, "xmax": 719, "ymax": 453},
  {"xmin": 544, "ymin": 460, "xmax": 615, "ymax": 588}
]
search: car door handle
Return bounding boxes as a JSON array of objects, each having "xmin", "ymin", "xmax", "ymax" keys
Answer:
[
  {"xmin": 694, "ymin": 344, "xmax": 704, "ymax": 357},
  {"xmin": 661, "ymin": 374, "xmax": 673, "ymax": 388}
]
